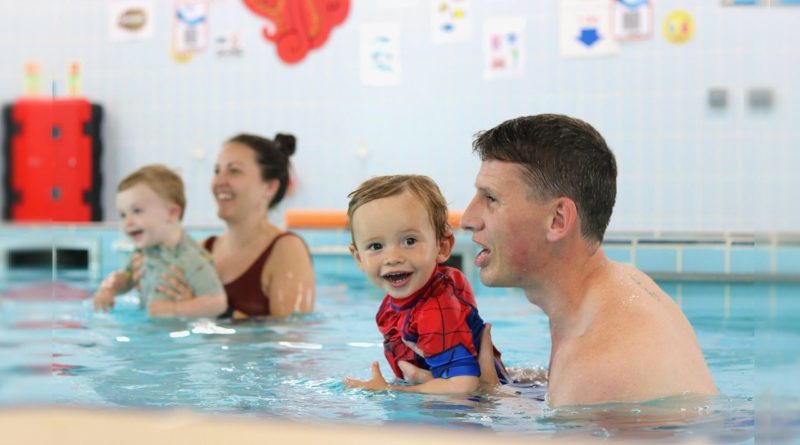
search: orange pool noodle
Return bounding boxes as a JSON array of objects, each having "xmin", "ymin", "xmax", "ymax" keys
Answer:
[{"xmin": 285, "ymin": 209, "xmax": 463, "ymax": 229}]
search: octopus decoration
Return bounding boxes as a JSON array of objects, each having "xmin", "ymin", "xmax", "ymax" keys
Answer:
[{"xmin": 242, "ymin": 0, "xmax": 350, "ymax": 64}]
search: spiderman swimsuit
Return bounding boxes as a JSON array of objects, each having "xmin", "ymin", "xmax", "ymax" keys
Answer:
[{"xmin": 376, "ymin": 265, "xmax": 506, "ymax": 382}]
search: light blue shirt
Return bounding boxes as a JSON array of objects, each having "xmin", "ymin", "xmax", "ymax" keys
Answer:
[{"xmin": 127, "ymin": 231, "xmax": 223, "ymax": 307}]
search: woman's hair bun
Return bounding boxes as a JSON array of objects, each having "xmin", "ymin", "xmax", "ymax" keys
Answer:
[{"xmin": 274, "ymin": 133, "xmax": 296, "ymax": 156}]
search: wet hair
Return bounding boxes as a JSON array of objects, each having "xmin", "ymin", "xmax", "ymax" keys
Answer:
[
  {"xmin": 118, "ymin": 164, "xmax": 186, "ymax": 220},
  {"xmin": 347, "ymin": 175, "xmax": 450, "ymax": 247},
  {"xmin": 473, "ymin": 114, "xmax": 617, "ymax": 244},
  {"xmin": 226, "ymin": 133, "xmax": 296, "ymax": 209}
]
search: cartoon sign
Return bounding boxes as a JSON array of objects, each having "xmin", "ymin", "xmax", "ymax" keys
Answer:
[
  {"xmin": 612, "ymin": 0, "xmax": 652, "ymax": 41},
  {"xmin": 360, "ymin": 24, "xmax": 401, "ymax": 86},
  {"xmin": 560, "ymin": 0, "xmax": 619, "ymax": 58},
  {"xmin": 243, "ymin": 0, "xmax": 350, "ymax": 64},
  {"xmin": 432, "ymin": 0, "xmax": 472, "ymax": 44},
  {"xmin": 662, "ymin": 9, "xmax": 695, "ymax": 45},
  {"xmin": 215, "ymin": 32, "xmax": 243, "ymax": 58},
  {"xmin": 483, "ymin": 18, "xmax": 525, "ymax": 80},
  {"xmin": 173, "ymin": 0, "xmax": 208, "ymax": 54},
  {"xmin": 109, "ymin": 0, "xmax": 155, "ymax": 42}
]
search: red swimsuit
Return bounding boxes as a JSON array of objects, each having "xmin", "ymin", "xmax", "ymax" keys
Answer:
[
  {"xmin": 376, "ymin": 265, "xmax": 506, "ymax": 381},
  {"xmin": 205, "ymin": 233, "xmax": 301, "ymax": 317}
]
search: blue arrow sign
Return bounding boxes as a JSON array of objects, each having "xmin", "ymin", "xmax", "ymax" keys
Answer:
[{"xmin": 578, "ymin": 27, "xmax": 600, "ymax": 47}]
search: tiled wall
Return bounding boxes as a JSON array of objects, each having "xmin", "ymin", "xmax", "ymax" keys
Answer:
[
  {"xmin": 3, "ymin": 225, "xmax": 795, "ymax": 291},
  {"xmin": 0, "ymin": 2, "xmax": 797, "ymax": 232}
]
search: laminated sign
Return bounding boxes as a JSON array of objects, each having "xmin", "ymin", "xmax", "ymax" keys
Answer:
[
  {"xmin": 612, "ymin": 0, "xmax": 652, "ymax": 41},
  {"xmin": 559, "ymin": 0, "xmax": 619, "ymax": 58},
  {"xmin": 174, "ymin": 0, "xmax": 209, "ymax": 54}
]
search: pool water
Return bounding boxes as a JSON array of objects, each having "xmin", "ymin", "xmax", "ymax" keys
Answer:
[{"xmin": 1, "ymin": 262, "xmax": 797, "ymax": 443}]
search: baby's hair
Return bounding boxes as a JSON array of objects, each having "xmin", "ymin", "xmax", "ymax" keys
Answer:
[
  {"xmin": 347, "ymin": 175, "xmax": 449, "ymax": 246},
  {"xmin": 118, "ymin": 164, "xmax": 186, "ymax": 220}
]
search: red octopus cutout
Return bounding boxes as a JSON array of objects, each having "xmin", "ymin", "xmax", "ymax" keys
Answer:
[{"xmin": 243, "ymin": 0, "xmax": 350, "ymax": 64}]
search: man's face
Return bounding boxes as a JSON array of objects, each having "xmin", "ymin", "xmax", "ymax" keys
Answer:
[{"xmin": 461, "ymin": 160, "xmax": 552, "ymax": 289}]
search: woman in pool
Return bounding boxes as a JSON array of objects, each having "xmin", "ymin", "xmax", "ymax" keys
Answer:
[{"xmin": 153, "ymin": 133, "xmax": 315, "ymax": 319}]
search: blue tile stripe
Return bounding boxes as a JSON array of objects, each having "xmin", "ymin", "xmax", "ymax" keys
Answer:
[{"xmin": 0, "ymin": 226, "xmax": 798, "ymax": 283}]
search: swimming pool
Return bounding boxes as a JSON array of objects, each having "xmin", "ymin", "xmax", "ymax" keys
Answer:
[{"xmin": 0, "ymin": 249, "xmax": 797, "ymax": 443}]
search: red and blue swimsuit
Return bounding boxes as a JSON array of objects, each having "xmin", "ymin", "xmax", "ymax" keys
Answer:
[{"xmin": 376, "ymin": 265, "xmax": 507, "ymax": 382}]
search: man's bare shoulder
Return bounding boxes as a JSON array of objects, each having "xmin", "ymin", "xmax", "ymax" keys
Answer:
[
  {"xmin": 590, "ymin": 262, "xmax": 707, "ymax": 362},
  {"xmin": 550, "ymin": 321, "xmax": 677, "ymax": 405},
  {"xmin": 549, "ymin": 261, "xmax": 717, "ymax": 406},
  {"xmin": 597, "ymin": 261, "xmax": 670, "ymax": 303}
]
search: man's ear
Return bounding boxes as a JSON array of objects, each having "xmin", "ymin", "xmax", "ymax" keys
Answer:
[
  {"xmin": 349, "ymin": 244, "xmax": 365, "ymax": 271},
  {"xmin": 546, "ymin": 197, "xmax": 577, "ymax": 242},
  {"xmin": 436, "ymin": 232, "xmax": 455, "ymax": 264}
]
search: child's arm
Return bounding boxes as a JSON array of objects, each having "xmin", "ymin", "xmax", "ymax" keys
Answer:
[
  {"xmin": 390, "ymin": 324, "xmax": 503, "ymax": 388},
  {"xmin": 344, "ymin": 361, "xmax": 480, "ymax": 395},
  {"xmin": 147, "ymin": 291, "xmax": 227, "ymax": 318},
  {"xmin": 398, "ymin": 360, "xmax": 433, "ymax": 384},
  {"xmin": 93, "ymin": 271, "xmax": 134, "ymax": 311}
]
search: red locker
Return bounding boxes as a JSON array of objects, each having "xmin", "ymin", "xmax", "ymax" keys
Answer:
[{"xmin": 3, "ymin": 98, "xmax": 103, "ymax": 222}]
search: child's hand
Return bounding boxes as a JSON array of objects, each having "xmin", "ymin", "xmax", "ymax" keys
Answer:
[
  {"xmin": 92, "ymin": 271, "xmax": 127, "ymax": 311},
  {"xmin": 344, "ymin": 361, "xmax": 390, "ymax": 391},
  {"xmin": 147, "ymin": 300, "xmax": 176, "ymax": 317},
  {"xmin": 92, "ymin": 286, "xmax": 115, "ymax": 311}
]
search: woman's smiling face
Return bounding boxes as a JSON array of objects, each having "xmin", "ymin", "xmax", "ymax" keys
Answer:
[{"xmin": 211, "ymin": 142, "xmax": 274, "ymax": 222}]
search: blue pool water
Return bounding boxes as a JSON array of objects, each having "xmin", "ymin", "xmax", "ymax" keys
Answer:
[{"xmin": 1, "ymin": 257, "xmax": 798, "ymax": 443}]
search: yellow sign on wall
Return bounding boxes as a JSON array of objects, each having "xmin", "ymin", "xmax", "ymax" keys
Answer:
[{"xmin": 663, "ymin": 10, "xmax": 695, "ymax": 44}]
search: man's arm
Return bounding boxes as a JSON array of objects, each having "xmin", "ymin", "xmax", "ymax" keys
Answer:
[{"xmin": 476, "ymin": 323, "xmax": 501, "ymax": 386}]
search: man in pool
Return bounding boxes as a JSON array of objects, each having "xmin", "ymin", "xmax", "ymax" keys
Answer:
[{"xmin": 465, "ymin": 114, "xmax": 717, "ymax": 406}]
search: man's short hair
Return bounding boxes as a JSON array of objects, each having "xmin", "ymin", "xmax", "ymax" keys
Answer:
[
  {"xmin": 118, "ymin": 164, "xmax": 186, "ymax": 220},
  {"xmin": 473, "ymin": 114, "xmax": 617, "ymax": 243},
  {"xmin": 347, "ymin": 175, "xmax": 450, "ymax": 246}
]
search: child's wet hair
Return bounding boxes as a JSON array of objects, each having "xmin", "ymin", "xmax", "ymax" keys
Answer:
[
  {"xmin": 118, "ymin": 164, "xmax": 186, "ymax": 220},
  {"xmin": 347, "ymin": 175, "xmax": 449, "ymax": 246}
]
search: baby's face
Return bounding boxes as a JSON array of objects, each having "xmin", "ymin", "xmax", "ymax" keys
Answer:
[
  {"xmin": 116, "ymin": 183, "xmax": 179, "ymax": 249},
  {"xmin": 350, "ymin": 191, "xmax": 449, "ymax": 299}
]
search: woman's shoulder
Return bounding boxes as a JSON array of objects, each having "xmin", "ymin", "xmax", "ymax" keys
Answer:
[
  {"xmin": 262, "ymin": 232, "xmax": 312, "ymax": 270},
  {"xmin": 271, "ymin": 232, "xmax": 309, "ymax": 252}
]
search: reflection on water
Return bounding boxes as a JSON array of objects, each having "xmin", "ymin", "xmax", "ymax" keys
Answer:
[
  {"xmin": 539, "ymin": 395, "xmax": 754, "ymax": 442},
  {"xmin": 1, "ymin": 279, "xmax": 791, "ymax": 442}
]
